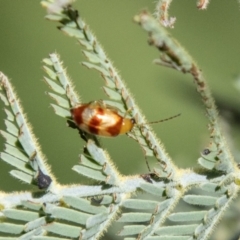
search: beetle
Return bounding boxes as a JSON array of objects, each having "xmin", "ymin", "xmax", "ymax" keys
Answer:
[
  {"xmin": 70, "ymin": 101, "xmax": 180, "ymax": 137},
  {"xmin": 70, "ymin": 101, "xmax": 135, "ymax": 137}
]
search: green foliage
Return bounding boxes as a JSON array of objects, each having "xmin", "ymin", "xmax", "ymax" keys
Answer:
[{"xmin": 0, "ymin": 1, "xmax": 240, "ymax": 240}]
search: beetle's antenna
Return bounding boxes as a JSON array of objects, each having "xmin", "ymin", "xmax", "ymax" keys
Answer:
[
  {"xmin": 131, "ymin": 113, "xmax": 181, "ymax": 172},
  {"xmin": 144, "ymin": 155, "xmax": 151, "ymax": 172},
  {"xmin": 143, "ymin": 113, "xmax": 181, "ymax": 126},
  {"xmin": 128, "ymin": 113, "xmax": 181, "ymax": 172}
]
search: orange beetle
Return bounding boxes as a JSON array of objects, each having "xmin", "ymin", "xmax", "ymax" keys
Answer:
[{"xmin": 70, "ymin": 101, "xmax": 135, "ymax": 137}]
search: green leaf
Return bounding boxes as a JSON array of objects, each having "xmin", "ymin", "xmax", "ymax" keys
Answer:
[
  {"xmin": 43, "ymin": 77, "xmax": 65, "ymax": 94},
  {"xmin": 99, "ymin": 195, "xmax": 114, "ymax": 205},
  {"xmin": 50, "ymin": 206, "xmax": 90, "ymax": 225},
  {"xmin": 0, "ymin": 223, "xmax": 24, "ymax": 234},
  {"xmin": 184, "ymin": 195, "xmax": 217, "ymax": 206},
  {"xmin": 42, "ymin": 58, "xmax": 53, "ymax": 65},
  {"xmin": 198, "ymin": 157, "xmax": 215, "ymax": 170},
  {"xmin": 24, "ymin": 217, "xmax": 47, "ymax": 232},
  {"xmin": 82, "ymin": 62, "xmax": 110, "ymax": 77},
  {"xmin": 103, "ymin": 86, "xmax": 122, "ymax": 101},
  {"xmin": 155, "ymin": 224, "xmax": 198, "ymax": 235},
  {"xmin": 50, "ymin": 104, "xmax": 71, "ymax": 118},
  {"xmin": 80, "ymin": 154, "xmax": 102, "ymax": 170},
  {"xmin": 81, "ymin": 224, "xmax": 100, "ymax": 239},
  {"xmin": 200, "ymin": 183, "xmax": 226, "ymax": 193},
  {"xmin": 0, "ymin": 238, "xmax": 18, "ymax": 240},
  {"xmin": 18, "ymin": 127, "xmax": 35, "ymax": 157},
  {"xmin": 43, "ymin": 222, "xmax": 81, "ymax": 238},
  {"xmin": 168, "ymin": 211, "xmax": 207, "ymax": 222},
  {"xmin": 21, "ymin": 229, "xmax": 46, "ymax": 239},
  {"xmin": 45, "ymin": 14, "xmax": 66, "ymax": 21},
  {"xmin": 60, "ymin": 26, "xmax": 84, "ymax": 38},
  {"xmin": 0, "ymin": 152, "xmax": 33, "ymax": 174},
  {"xmin": 4, "ymin": 108, "xmax": 14, "ymax": 121},
  {"xmin": 86, "ymin": 212, "xmax": 109, "ymax": 228},
  {"xmin": 0, "ymin": 130, "xmax": 17, "ymax": 145},
  {"xmin": 33, "ymin": 237, "xmax": 70, "ymax": 240},
  {"xmin": 86, "ymin": 140, "xmax": 108, "ymax": 165},
  {"xmin": 72, "ymin": 165, "xmax": 106, "ymax": 181},
  {"xmin": 122, "ymin": 199, "xmax": 158, "ymax": 210},
  {"xmin": 119, "ymin": 225, "xmax": 145, "ymax": 236},
  {"xmin": 4, "ymin": 120, "xmax": 18, "ymax": 136},
  {"xmin": 118, "ymin": 213, "xmax": 152, "ymax": 223},
  {"xmin": 0, "ymin": 92, "xmax": 9, "ymax": 106},
  {"xmin": 82, "ymin": 50, "xmax": 102, "ymax": 64},
  {"xmin": 47, "ymin": 92, "xmax": 70, "ymax": 108},
  {"xmin": 43, "ymin": 66, "xmax": 57, "ymax": 80},
  {"xmin": 63, "ymin": 196, "xmax": 107, "ymax": 214},
  {"xmin": 102, "ymin": 163, "xmax": 119, "ymax": 185},
  {"xmin": 3, "ymin": 209, "xmax": 39, "ymax": 222},
  {"xmin": 140, "ymin": 183, "xmax": 165, "ymax": 196},
  {"xmin": 145, "ymin": 236, "xmax": 190, "ymax": 240},
  {"xmin": 4, "ymin": 144, "xmax": 28, "ymax": 162},
  {"xmin": 10, "ymin": 170, "xmax": 33, "ymax": 184},
  {"xmin": 21, "ymin": 201, "xmax": 42, "ymax": 211}
]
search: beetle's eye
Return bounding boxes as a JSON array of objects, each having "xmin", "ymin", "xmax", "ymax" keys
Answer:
[{"xmin": 131, "ymin": 118, "xmax": 136, "ymax": 124}]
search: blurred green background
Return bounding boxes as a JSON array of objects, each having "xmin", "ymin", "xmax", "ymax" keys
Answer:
[{"xmin": 0, "ymin": 1, "xmax": 240, "ymax": 239}]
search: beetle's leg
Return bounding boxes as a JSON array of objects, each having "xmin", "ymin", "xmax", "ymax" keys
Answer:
[
  {"xmin": 87, "ymin": 100, "xmax": 103, "ymax": 108},
  {"xmin": 98, "ymin": 99, "xmax": 122, "ymax": 113},
  {"xmin": 96, "ymin": 99, "xmax": 105, "ymax": 107},
  {"xmin": 67, "ymin": 119, "xmax": 78, "ymax": 129}
]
